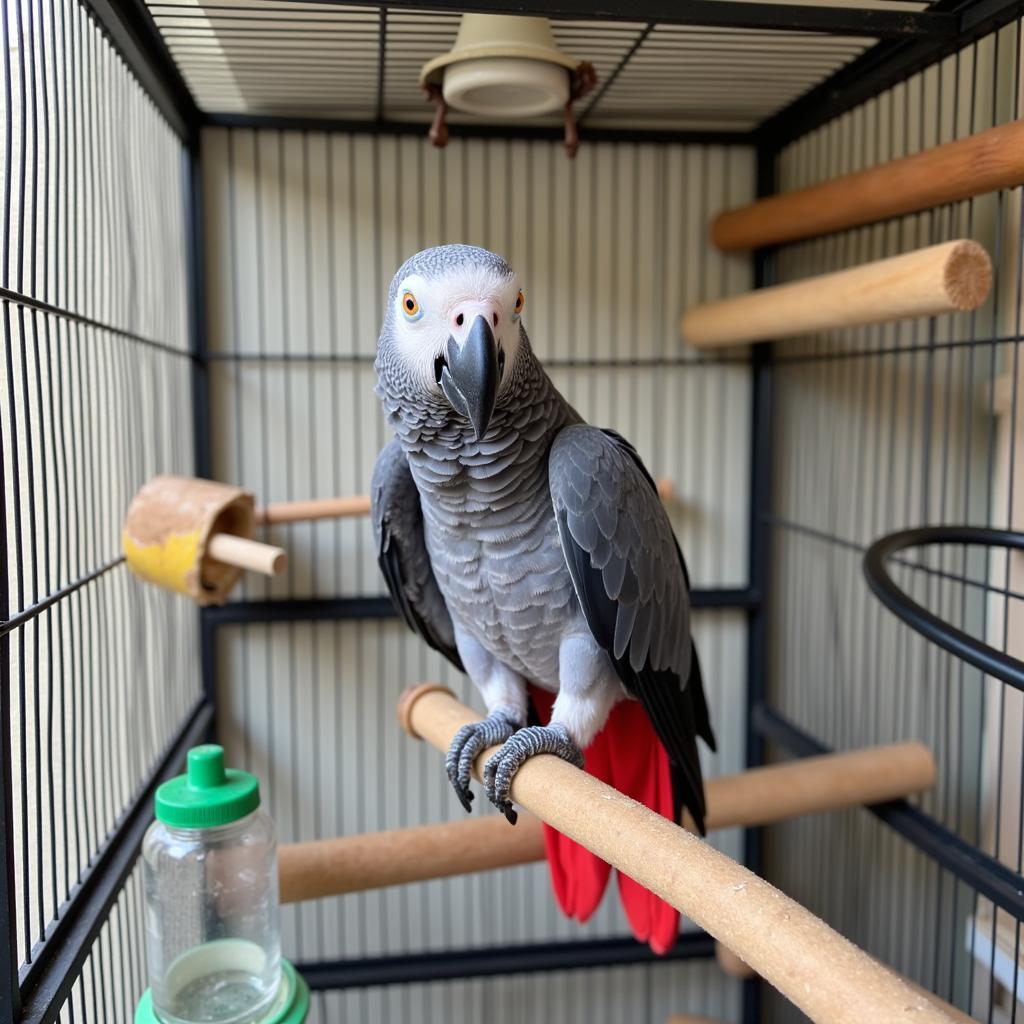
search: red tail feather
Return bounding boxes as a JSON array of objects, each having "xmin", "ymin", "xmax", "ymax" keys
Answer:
[{"xmin": 527, "ymin": 686, "xmax": 680, "ymax": 953}]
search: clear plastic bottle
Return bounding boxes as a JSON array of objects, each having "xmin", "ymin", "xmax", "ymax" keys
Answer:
[{"xmin": 142, "ymin": 745, "xmax": 282, "ymax": 1024}]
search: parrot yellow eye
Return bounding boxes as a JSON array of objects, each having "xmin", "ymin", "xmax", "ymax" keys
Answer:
[
  {"xmin": 513, "ymin": 290, "xmax": 525, "ymax": 320},
  {"xmin": 401, "ymin": 291, "xmax": 422, "ymax": 322}
]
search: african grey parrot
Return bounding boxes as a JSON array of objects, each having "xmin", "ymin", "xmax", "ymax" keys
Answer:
[{"xmin": 371, "ymin": 244, "xmax": 715, "ymax": 952}]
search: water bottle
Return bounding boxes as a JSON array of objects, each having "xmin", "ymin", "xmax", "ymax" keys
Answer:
[{"xmin": 140, "ymin": 745, "xmax": 283, "ymax": 1024}]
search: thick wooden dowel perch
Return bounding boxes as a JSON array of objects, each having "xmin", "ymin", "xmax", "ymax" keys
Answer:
[
  {"xmin": 713, "ymin": 942, "xmax": 976, "ymax": 1024},
  {"xmin": 681, "ymin": 240, "xmax": 991, "ymax": 349},
  {"xmin": 711, "ymin": 119, "xmax": 1024, "ymax": 251},
  {"xmin": 205, "ymin": 533, "xmax": 287, "ymax": 576},
  {"xmin": 256, "ymin": 495, "xmax": 372, "ymax": 525},
  {"xmin": 278, "ymin": 732, "xmax": 934, "ymax": 903},
  {"xmin": 279, "ymin": 815, "xmax": 541, "ymax": 904},
  {"xmin": 258, "ymin": 485, "xmax": 674, "ymax": 525},
  {"xmin": 396, "ymin": 685, "xmax": 956, "ymax": 1024}
]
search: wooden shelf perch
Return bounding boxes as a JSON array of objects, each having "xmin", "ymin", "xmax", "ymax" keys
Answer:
[
  {"xmin": 681, "ymin": 240, "xmax": 991, "ymax": 350},
  {"xmin": 279, "ymin": 727, "xmax": 935, "ymax": 904},
  {"xmin": 711, "ymin": 119, "xmax": 1024, "ymax": 252},
  {"xmin": 385, "ymin": 685, "xmax": 955, "ymax": 1024}
]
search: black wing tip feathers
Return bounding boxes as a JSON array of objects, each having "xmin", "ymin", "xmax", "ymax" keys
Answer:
[{"xmin": 554, "ymin": 429, "xmax": 714, "ymax": 840}]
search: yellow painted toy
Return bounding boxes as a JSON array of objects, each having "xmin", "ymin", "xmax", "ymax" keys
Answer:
[{"xmin": 123, "ymin": 476, "xmax": 285, "ymax": 605}]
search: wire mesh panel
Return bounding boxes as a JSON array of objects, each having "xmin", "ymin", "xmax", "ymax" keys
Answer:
[
  {"xmin": 1, "ymin": 0, "xmax": 199, "ymax": 1015},
  {"xmin": 50, "ymin": 865, "xmax": 149, "ymax": 1024},
  {"xmin": 201, "ymin": 128, "xmax": 754, "ymax": 1019},
  {"xmin": 762, "ymin": 15, "xmax": 1024, "ymax": 1022}
]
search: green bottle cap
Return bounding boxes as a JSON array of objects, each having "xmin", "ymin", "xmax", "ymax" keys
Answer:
[{"xmin": 155, "ymin": 745, "xmax": 260, "ymax": 829}]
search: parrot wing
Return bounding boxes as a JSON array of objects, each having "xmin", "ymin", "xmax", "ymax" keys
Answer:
[
  {"xmin": 371, "ymin": 438, "xmax": 464, "ymax": 672},
  {"xmin": 548, "ymin": 424, "xmax": 715, "ymax": 833}
]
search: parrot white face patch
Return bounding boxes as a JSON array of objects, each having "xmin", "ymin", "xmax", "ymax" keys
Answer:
[{"xmin": 391, "ymin": 264, "xmax": 524, "ymax": 396}]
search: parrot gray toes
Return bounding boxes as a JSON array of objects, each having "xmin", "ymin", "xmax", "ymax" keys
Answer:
[
  {"xmin": 483, "ymin": 724, "xmax": 584, "ymax": 824},
  {"xmin": 444, "ymin": 710, "xmax": 519, "ymax": 812}
]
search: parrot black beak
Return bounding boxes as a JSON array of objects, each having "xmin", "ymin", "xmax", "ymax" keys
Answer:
[{"xmin": 438, "ymin": 315, "xmax": 500, "ymax": 441}]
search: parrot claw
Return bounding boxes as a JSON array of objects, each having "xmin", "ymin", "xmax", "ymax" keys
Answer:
[
  {"xmin": 483, "ymin": 724, "xmax": 584, "ymax": 823},
  {"xmin": 444, "ymin": 709, "xmax": 519, "ymax": 813}
]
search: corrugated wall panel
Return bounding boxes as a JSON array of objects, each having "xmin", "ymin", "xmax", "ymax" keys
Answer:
[{"xmin": 202, "ymin": 128, "xmax": 754, "ymax": 1020}]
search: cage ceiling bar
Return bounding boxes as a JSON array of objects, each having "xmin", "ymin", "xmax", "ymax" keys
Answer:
[{"xmin": 214, "ymin": 0, "xmax": 957, "ymax": 38}]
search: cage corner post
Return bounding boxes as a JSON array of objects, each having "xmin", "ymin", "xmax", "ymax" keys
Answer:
[
  {"xmin": 0, "ymin": 547, "xmax": 20, "ymax": 1024},
  {"xmin": 740, "ymin": 138, "xmax": 778, "ymax": 1024},
  {"xmin": 183, "ymin": 134, "xmax": 219, "ymax": 735}
]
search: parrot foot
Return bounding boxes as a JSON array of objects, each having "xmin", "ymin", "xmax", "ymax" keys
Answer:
[
  {"xmin": 483, "ymin": 725, "xmax": 584, "ymax": 825},
  {"xmin": 445, "ymin": 709, "xmax": 519, "ymax": 813}
]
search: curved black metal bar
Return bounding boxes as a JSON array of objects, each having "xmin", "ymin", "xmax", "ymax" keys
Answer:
[{"xmin": 863, "ymin": 525, "xmax": 1024, "ymax": 694}]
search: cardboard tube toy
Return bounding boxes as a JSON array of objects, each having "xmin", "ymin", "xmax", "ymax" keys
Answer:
[
  {"xmin": 278, "ymin": 730, "xmax": 935, "ymax": 904},
  {"xmin": 681, "ymin": 240, "xmax": 991, "ymax": 349},
  {"xmin": 393, "ymin": 686, "xmax": 957, "ymax": 1024},
  {"xmin": 123, "ymin": 475, "xmax": 287, "ymax": 605},
  {"xmin": 711, "ymin": 119, "xmax": 1024, "ymax": 252}
]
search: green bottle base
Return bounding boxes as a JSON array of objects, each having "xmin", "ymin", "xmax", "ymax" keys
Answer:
[{"xmin": 135, "ymin": 959, "xmax": 309, "ymax": 1024}]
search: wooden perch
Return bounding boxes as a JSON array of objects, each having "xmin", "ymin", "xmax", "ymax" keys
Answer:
[
  {"xmin": 205, "ymin": 533, "xmax": 286, "ymax": 577},
  {"xmin": 715, "ymin": 940, "xmax": 755, "ymax": 979},
  {"xmin": 711, "ymin": 119, "xmax": 1024, "ymax": 251},
  {"xmin": 278, "ymin": 720, "xmax": 934, "ymax": 903},
  {"xmin": 391, "ymin": 685, "xmax": 954, "ymax": 1024},
  {"xmin": 712, "ymin": 942, "xmax": 977, "ymax": 1024},
  {"xmin": 256, "ymin": 495, "xmax": 372, "ymax": 525},
  {"xmin": 681, "ymin": 240, "xmax": 991, "ymax": 349},
  {"xmin": 257, "ymin": 483, "xmax": 675, "ymax": 526}
]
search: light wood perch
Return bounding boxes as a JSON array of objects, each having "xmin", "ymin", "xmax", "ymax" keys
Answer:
[
  {"xmin": 390, "ymin": 685, "xmax": 956, "ymax": 1024},
  {"xmin": 256, "ymin": 495, "xmax": 372, "ymax": 525},
  {"xmin": 205, "ymin": 533, "xmax": 286, "ymax": 577},
  {"xmin": 711, "ymin": 119, "xmax": 1024, "ymax": 251},
  {"xmin": 279, "ymin": 728, "xmax": 935, "ymax": 903},
  {"xmin": 256, "ymin": 480, "xmax": 675, "ymax": 526},
  {"xmin": 681, "ymin": 240, "xmax": 991, "ymax": 349},
  {"xmin": 711, "ymin": 943, "xmax": 977, "ymax": 1024}
]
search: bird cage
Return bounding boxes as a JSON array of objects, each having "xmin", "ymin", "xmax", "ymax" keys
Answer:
[{"xmin": 2, "ymin": 1, "xmax": 1024, "ymax": 1022}]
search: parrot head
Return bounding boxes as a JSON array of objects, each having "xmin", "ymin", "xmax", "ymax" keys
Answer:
[{"xmin": 376, "ymin": 244, "xmax": 527, "ymax": 441}]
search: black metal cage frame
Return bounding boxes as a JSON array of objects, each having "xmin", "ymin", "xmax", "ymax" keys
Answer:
[{"xmin": 4, "ymin": 1, "xmax": 1024, "ymax": 1022}]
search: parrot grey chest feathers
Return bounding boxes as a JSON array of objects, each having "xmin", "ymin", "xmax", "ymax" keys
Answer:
[{"xmin": 403, "ymin": 385, "xmax": 580, "ymax": 690}]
